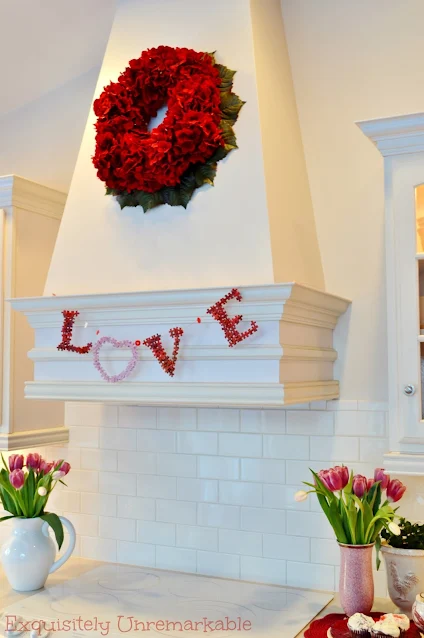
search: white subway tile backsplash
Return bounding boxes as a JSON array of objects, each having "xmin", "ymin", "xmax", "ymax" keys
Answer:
[
  {"xmin": 241, "ymin": 507, "xmax": 286, "ymax": 534},
  {"xmin": 117, "ymin": 541, "xmax": 155, "ymax": 567},
  {"xmin": 137, "ymin": 475, "xmax": 176, "ymax": 499},
  {"xmin": 158, "ymin": 407, "xmax": 196, "ymax": 430},
  {"xmin": 117, "ymin": 495, "xmax": 155, "ymax": 520},
  {"xmin": 287, "ymin": 561, "xmax": 334, "ymax": 591},
  {"xmin": 241, "ymin": 409, "xmax": 286, "ymax": 433},
  {"xmin": 219, "ymin": 433, "xmax": 262, "ymax": 457},
  {"xmin": 119, "ymin": 406, "xmax": 157, "ymax": 428},
  {"xmin": 197, "ymin": 550, "xmax": 240, "ymax": 579},
  {"xmin": 70, "ymin": 427, "xmax": 99, "ymax": 449},
  {"xmin": 100, "ymin": 427, "xmax": 136, "ymax": 451},
  {"xmin": 219, "ymin": 529, "xmax": 262, "ymax": 557},
  {"xmin": 197, "ymin": 503, "xmax": 240, "ymax": 529},
  {"xmin": 137, "ymin": 520, "xmax": 176, "ymax": 546},
  {"xmin": 137, "ymin": 430, "xmax": 175, "ymax": 453},
  {"xmin": 360, "ymin": 437, "xmax": 390, "ymax": 462},
  {"xmin": 157, "ymin": 453, "xmax": 197, "ymax": 477},
  {"xmin": 219, "ymin": 481, "xmax": 262, "ymax": 506},
  {"xmin": 156, "ymin": 546, "xmax": 197, "ymax": 573},
  {"xmin": 63, "ymin": 512, "xmax": 98, "ymax": 537},
  {"xmin": 241, "ymin": 458, "xmax": 285, "ymax": 483},
  {"xmin": 263, "ymin": 435, "xmax": 309, "ymax": 460},
  {"xmin": 99, "ymin": 516, "xmax": 136, "ymax": 541},
  {"xmin": 263, "ymin": 484, "xmax": 309, "ymax": 511},
  {"xmin": 286, "ymin": 411, "xmax": 334, "ymax": 435},
  {"xmin": 198, "ymin": 409, "xmax": 240, "ymax": 431},
  {"xmin": 99, "ymin": 471, "xmax": 136, "ymax": 496},
  {"xmin": 81, "ymin": 493, "xmax": 117, "ymax": 517},
  {"xmin": 156, "ymin": 499, "xmax": 197, "ymax": 525},
  {"xmin": 310, "ymin": 435, "xmax": 359, "ymax": 461},
  {"xmin": 287, "ymin": 511, "xmax": 333, "ymax": 539},
  {"xmin": 311, "ymin": 538, "xmax": 340, "ymax": 565},
  {"xmin": 177, "ymin": 432, "xmax": 218, "ymax": 455},
  {"xmin": 64, "ymin": 398, "xmax": 389, "ymax": 592},
  {"xmin": 80, "ymin": 536, "xmax": 117, "ymax": 562},
  {"xmin": 66, "ymin": 403, "xmax": 118, "ymax": 427},
  {"xmin": 118, "ymin": 451, "xmax": 156, "ymax": 474},
  {"xmin": 81, "ymin": 448, "xmax": 117, "ymax": 471},
  {"xmin": 241, "ymin": 556, "xmax": 286, "ymax": 585},
  {"xmin": 335, "ymin": 411, "xmax": 386, "ymax": 437},
  {"xmin": 177, "ymin": 525, "xmax": 218, "ymax": 551},
  {"xmin": 198, "ymin": 456, "xmax": 239, "ymax": 480},
  {"xmin": 67, "ymin": 470, "xmax": 99, "ymax": 493},
  {"xmin": 263, "ymin": 534, "xmax": 310, "ymax": 561},
  {"xmin": 177, "ymin": 478, "xmax": 218, "ymax": 502}
]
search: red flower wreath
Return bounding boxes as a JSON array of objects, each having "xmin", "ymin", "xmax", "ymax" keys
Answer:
[{"xmin": 92, "ymin": 46, "xmax": 244, "ymax": 212}]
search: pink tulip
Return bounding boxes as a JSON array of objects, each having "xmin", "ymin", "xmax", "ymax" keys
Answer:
[
  {"xmin": 387, "ymin": 478, "xmax": 406, "ymax": 503},
  {"xmin": 54, "ymin": 460, "xmax": 71, "ymax": 476},
  {"xmin": 26, "ymin": 453, "xmax": 41, "ymax": 470},
  {"xmin": 39, "ymin": 459, "xmax": 54, "ymax": 474},
  {"xmin": 374, "ymin": 468, "xmax": 390, "ymax": 490},
  {"xmin": 9, "ymin": 469, "xmax": 25, "ymax": 490},
  {"xmin": 8, "ymin": 454, "xmax": 24, "ymax": 472},
  {"xmin": 367, "ymin": 478, "xmax": 375, "ymax": 491},
  {"xmin": 352, "ymin": 474, "xmax": 368, "ymax": 498},
  {"xmin": 318, "ymin": 465, "xmax": 349, "ymax": 492}
]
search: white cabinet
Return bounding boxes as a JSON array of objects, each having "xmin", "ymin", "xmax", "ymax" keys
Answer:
[
  {"xmin": 0, "ymin": 175, "xmax": 67, "ymax": 450},
  {"xmin": 359, "ymin": 113, "xmax": 424, "ymax": 474}
]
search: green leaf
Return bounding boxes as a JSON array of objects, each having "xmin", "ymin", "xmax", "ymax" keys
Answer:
[
  {"xmin": 162, "ymin": 188, "xmax": 182, "ymax": 207},
  {"xmin": 220, "ymin": 92, "xmax": 245, "ymax": 122},
  {"xmin": 216, "ymin": 64, "xmax": 236, "ymax": 91},
  {"xmin": 194, "ymin": 162, "xmax": 217, "ymax": 188},
  {"xmin": 0, "ymin": 515, "xmax": 15, "ymax": 523},
  {"xmin": 220, "ymin": 120, "xmax": 238, "ymax": 150},
  {"xmin": 375, "ymin": 535, "xmax": 382, "ymax": 570},
  {"xmin": 179, "ymin": 174, "xmax": 197, "ymax": 209},
  {"xmin": 134, "ymin": 190, "xmax": 164, "ymax": 213},
  {"xmin": 116, "ymin": 191, "xmax": 138, "ymax": 210},
  {"xmin": 41, "ymin": 512, "xmax": 64, "ymax": 550}
]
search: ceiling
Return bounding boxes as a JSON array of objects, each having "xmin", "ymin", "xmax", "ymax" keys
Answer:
[{"xmin": 0, "ymin": 0, "xmax": 116, "ymax": 118}]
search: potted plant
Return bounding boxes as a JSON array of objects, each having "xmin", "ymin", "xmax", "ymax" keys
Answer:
[
  {"xmin": 0, "ymin": 453, "xmax": 76, "ymax": 592},
  {"xmin": 296, "ymin": 466, "xmax": 406, "ymax": 616},
  {"xmin": 381, "ymin": 517, "xmax": 424, "ymax": 612}
]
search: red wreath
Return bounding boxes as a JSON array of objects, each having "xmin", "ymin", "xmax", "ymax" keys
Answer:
[{"xmin": 92, "ymin": 46, "xmax": 244, "ymax": 212}]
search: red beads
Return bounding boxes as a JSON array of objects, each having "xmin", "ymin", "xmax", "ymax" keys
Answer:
[
  {"xmin": 207, "ymin": 288, "xmax": 258, "ymax": 347},
  {"xmin": 57, "ymin": 310, "xmax": 92, "ymax": 355},
  {"xmin": 143, "ymin": 327, "xmax": 184, "ymax": 377},
  {"xmin": 135, "ymin": 340, "xmax": 141, "ymax": 347}
]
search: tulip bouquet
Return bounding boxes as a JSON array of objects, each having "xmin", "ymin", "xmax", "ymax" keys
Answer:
[
  {"xmin": 296, "ymin": 466, "xmax": 406, "ymax": 566},
  {"xmin": 0, "ymin": 452, "xmax": 71, "ymax": 549}
]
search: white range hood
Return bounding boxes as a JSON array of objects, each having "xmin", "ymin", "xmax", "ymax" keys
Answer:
[
  {"xmin": 10, "ymin": 283, "xmax": 349, "ymax": 408},
  {"xmin": 10, "ymin": 0, "xmax": 350, "ymax": 411}
]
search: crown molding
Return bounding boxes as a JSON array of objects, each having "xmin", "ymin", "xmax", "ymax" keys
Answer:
[
  {"xmin": 0, "ymin": 426, "xmax": 69, "ymax": 451},
  {"xmin": 0, "ymin": 175, "xmax": 66, "ymax": 219},
  {"xmin": 357, "ymin": 112, "xmax": 424, "ymax": 156}
]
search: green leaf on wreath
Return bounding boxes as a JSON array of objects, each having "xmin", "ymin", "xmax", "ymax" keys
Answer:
[
  {"xmin": 220, "ymin": 92, "xmax": 245, "ymax": 122},
  {"xmin": 216, "ymin": 64, "xmax": 236, "ymax": 91},
  {"xmin": 116, "ymin": 191, "xmax": 138, "ymax": 209},
  {"xmin": 179, "ymin": 174, "xmax": 197, "ymax": 209},
  {"xmin": 194, "ymin": 162, "xmax": 217, "ymax": 188},
  {"xmin": 220, "ymin": 121, "xmax": 238, "ymax": 151},
  {"xmin": 162, "ymin": 187, "xmax": 182, "ymax": 207}
]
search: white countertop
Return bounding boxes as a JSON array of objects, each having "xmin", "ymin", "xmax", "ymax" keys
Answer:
[{"xmin": 0, "ymin": 558, "xmax": 394, "ymax": 637}]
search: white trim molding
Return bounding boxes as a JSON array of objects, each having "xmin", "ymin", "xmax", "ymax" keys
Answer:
[
  {"xmin": 0, "ymin": 426, "xmax": 69, "ymax": 451},
  {"xmin": 360, "ymin": 112, "xmax": 424, "ymax": 474},
  {"xmin": 357, "ymin": 112, "xmax": 424, "ymax": 156},
  {"xmin": 10, "ymin": 282, "xmax": 350, "ymax": 409}
]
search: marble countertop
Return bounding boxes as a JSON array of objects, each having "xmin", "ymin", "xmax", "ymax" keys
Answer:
[{"xmin": 0, "ymin": 558, "xmax": 395, "ymax": 637}]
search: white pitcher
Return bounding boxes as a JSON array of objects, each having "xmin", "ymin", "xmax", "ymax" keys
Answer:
[{"xmin": 0, "ymin": 516, "xmax": 76, "ymax": 591}]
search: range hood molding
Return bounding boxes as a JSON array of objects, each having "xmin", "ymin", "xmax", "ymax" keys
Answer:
[{"xmin": 11, "ymin": 282, "xmax": 350, "ymax": 409}]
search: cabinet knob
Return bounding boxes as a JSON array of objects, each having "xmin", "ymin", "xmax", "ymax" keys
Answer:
[{"xmin": 404, "ymin": 384, "xmax": 416, "ymax": 396}]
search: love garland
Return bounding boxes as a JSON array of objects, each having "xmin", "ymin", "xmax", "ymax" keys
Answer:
[{"xmin": 57, "ymin": 288, "xmax": 258, "ymax": 383}]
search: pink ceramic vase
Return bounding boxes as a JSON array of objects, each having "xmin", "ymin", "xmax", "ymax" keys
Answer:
[{"xmin": 339, "ymin": 543, "xmax": 375, "ymax": 616}]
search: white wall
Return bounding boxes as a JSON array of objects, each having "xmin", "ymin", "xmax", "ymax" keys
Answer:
[{"xmin": 281, "ymin": 0, "xmax": 424, "ymax": 401}]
